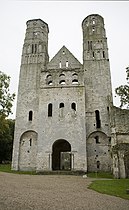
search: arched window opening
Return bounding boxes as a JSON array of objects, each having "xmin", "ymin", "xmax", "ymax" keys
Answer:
[
  {"xmin": 72, "ymin": 73, "xmax": 78, "ymax": 77},
  {"xmin": 72, "ymin": 79, "xmax": 78, "ymax": 85},
  {"xmin": 95, "ymin": 110, "xmax": 101, "ymax": 128},
  {"xmin": 59, "ymin": 80, "xmax": 66, "ymax": 85},
  {"xmin": 59, "ymin": 73, "xmax": 65, "ymax": 77},
  {"xmin": 71, "ymin": 103, "xmax": 76, "ymax": 111},
  {"xmin": 48, "ymin": 103, "xmax": 52, "ymax": 117},
  {"xmin": 32, "ymin": 44, "xmax": 34, "ymax": 54},
  {"xmin": 29, "ymin": 111, "xmax": 33, "ymax": 121},
  {"xmin": 93, "ymin": 20, "xmax": 95, "ymax": 25},
  {"xmin": 66, "ymin": 61, "xmax": 68, "ymax": 68},
  {"xmin": 90, "ymin": 41, "xmax": 92, "ymax": 50},
  {"xmin": 103, "ymin": 51, "xmax": 105, "ymax": 58},
  {"xmin": 59, "ymin": 103, "xmax": 64, "ymax": 108},
  {"xmin": 46, "ymin": 74, "xmax": 52, "ymax": 78},
  {"xmin": 92, "ymin": 27, "xmax": 95, "ymax": 32},
  {"xmin": 48, "ymin": 80, "xmax": 53, "ymax": 85},
  {"xmin": 93, "ymin": 51, "xmax": 95, "ymax": 58},
  {"xmin": 97, "ymin": 161, "xmax": 100, "ymax": 169},
  {"xmin": 59, "ymin": 61, "xmax": 62, "ymax": 68},
  {"xmin": 95, "ymin": 136, "xmax": 100, "ymax": 144},
  {"xmin": 35, "ymin": 44, "xmax": 37, "ymax": 53}
]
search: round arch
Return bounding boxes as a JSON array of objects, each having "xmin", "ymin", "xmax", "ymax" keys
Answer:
[
  {"xmin": 19, "ymin": 130, "xmax": 38, "ymax": 171},
  {"xmin": 52, "ymin": 139, "xmax": 71, "ymax": 171}
]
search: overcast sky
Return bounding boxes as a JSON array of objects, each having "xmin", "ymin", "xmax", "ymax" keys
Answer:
[{"xmin": 0, "ymin": 1, "xmax": 129, "ymax": 118}]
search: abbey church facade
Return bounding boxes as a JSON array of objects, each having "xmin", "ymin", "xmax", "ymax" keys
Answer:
[{"xmin": 12, "ymin": 14, "xmax": 129, "ymax": 178}]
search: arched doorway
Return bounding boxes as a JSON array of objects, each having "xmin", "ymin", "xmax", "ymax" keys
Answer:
[
  {"xmin": 19, "ymin": 130, "xmax": 37, "ymax": 171},
  {"xmin": 52, "ymin": 139, "xmax": 71, "ymax": 171}
]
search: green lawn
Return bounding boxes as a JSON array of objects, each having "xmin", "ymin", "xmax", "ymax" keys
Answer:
[
  {"xmin": 89, "ymin": 179, "xmax": 129, "ymax": 200},
  {"xmin": 0, "ymin": 164, "xmax": 36, "ymax": 175},
  {"xmin": 87, "ymin": 171, "xmax": 113, "ymax": 179}
]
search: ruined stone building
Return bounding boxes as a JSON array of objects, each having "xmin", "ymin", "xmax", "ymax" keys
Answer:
[{"xmin": 12, "ymin": 14, "xmax": 129, "ymax": 178}]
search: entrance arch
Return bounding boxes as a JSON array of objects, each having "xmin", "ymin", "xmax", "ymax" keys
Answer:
[{"xmin": 52, "ymin": 139, "xmax": 71, "ymax": 171}]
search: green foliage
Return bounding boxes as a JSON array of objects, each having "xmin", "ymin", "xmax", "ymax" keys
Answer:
[
  {"xmin": 0, "ymin": 119, "xmax": 15, "ymax": 163},
  {"xmin": 0, "ymin": 71, "xmax": 15, "ymax": 163},
  {"xmin": 115, "ymin": 67, "xmax": 129, "ymax": 108},
  {"xmin": 0, "ymin": 71, "xmax": 15, "ymax": 117},
  {"xmin": 89, "ymin": 179, "xmax": 129, "ymax": 200}
]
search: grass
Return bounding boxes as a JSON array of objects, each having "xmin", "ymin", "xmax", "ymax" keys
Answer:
[
  {"xmin": 87, "ymin": 171, "xmax": 113, "ymax": 179},
  {"xmin": 0, "ymin": 164, "xmax": 36, "ymax": 175},
  {"xmin": 89, "ymin": 179, "xmax": 129, "ymax": 200}
]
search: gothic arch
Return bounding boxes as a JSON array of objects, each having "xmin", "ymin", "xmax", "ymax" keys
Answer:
[{"xmin": 19, "ymin": 130, "xmax": 38, "ymax": 171}]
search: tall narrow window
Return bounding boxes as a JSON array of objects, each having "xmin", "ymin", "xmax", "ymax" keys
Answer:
[
  {"xmin": 93, "ymin": 51, "xmax": 95, "ymax": 58},
  {"xmin": 48, "ymin": 103, "xmax": 52, "ymax": 117},
  {"xmin": 88, "ymin": 41, "xmax": 90, "ymax": 51},
  {"xmin": 71, "ymin": 103, "xmax": 76, "ymax": 111},
  {"xmin": 29, "ymin": 111, "xmax": 33, "ymax": 121},
  {"xmin": 35, "ymin": 44, "xmax": 37, "ymax": 53},
  {"xmin": 29, "ymin": 138, "xmax": 32, "ymax": 146},
  {"xmin": 59, "ymin": 61, "xmax": 62, "ymax": 68},
  {"xmin": 95, "ymin": 136, "xmax": 100, "ymax": 144},
  {"xmin": 97, "ymin": 161, "xmax": 100, "ymax": 169},
  {"xmin": 59, "ymin": 103, "xmax": 64, "ymax": 108},
  {"xmin": 32, "ymin": 44, "xmax": 34, "ymax": 53},
  {"xmin": 103, "ymin": 51, "xmax": 105, "ymax": 58},
  {"xmin": 90, "ymin": 41, "xmax": 92, "ymax": 50},
  {"xmin": 66, "ymin": 61, "xmax": 68, "ymax": 68},
  {"xmin": 95, "ymin": 110, "xmax": 101, "ymax": 128}
]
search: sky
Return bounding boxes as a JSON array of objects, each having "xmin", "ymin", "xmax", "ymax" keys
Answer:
[{"xmin": 0, "ymin": 1, "xmax": 129, "ymax": 118}]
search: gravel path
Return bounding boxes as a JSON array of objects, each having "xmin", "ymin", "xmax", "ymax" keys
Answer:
[{"xmin": 0, "ymin": 172, "xmax": 129, "ymax": 210}]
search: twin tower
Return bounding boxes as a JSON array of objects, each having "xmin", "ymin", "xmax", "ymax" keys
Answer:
[{"xmin": 12, "ymin": 14, "xmax": 113, "ymax": 173}]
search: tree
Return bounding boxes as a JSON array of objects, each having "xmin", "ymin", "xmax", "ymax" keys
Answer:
[
  {"xmin": 0, "ymin": 71, "xmax": 15, "ymax": 163},
  {"xmin": 115, "ymin": 67, "xmax": 129, "ymax": 108},
  {"xmin": 0, "ymin": 71, "xmax": 15, "ymax": 117}
]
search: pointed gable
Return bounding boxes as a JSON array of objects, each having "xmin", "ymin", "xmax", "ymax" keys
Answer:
[{"xmin": 47, "ymin": 46, "xmax": 82, "ymax": 70}]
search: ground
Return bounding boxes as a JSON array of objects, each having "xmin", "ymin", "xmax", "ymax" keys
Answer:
[{"xmin": 0, "ymin": 172, "xmax": 129, "ymax": 210}]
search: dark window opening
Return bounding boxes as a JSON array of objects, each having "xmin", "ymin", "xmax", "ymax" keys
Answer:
[
  {"xmin": 35, "ymin": 44, "xmax": 37, "ymax": 53},
  {"xmin": 71, "ymin": 103, "xmax": 76, "ymax": 111},
  {"xmin": 59, "ymin": 103, "xmax": 64, "ymax": 108},
  {"xmin": 72, "ymin": 73, "xmax": 78, "ymax": 76},
  {"xmin": 95, "ymin": 136, "xmax": 100, "ymax": 144},
  {"xmin": 90, "ymin": 41, "xmax": 92, "ymax": 50},
  {"xmin": 59, "ymin": 73, "xmax": 65, "ymax": 77},
  {"xmin": 48, "ymin": 103, "xmax": 52, "ymax": 117},
  {"xmin": 103, "ymin": 51, "xmax": 105, "ymax": 58},
  {"xmin": 97, "ymin": 161, "xmax": 100, "ymax": 169},
  {"xmin": 72, "ymin": 79, "xmax": 78, "ymax": 85},
  {"xmin": 93, "ymin": 51, "xmax": 95, "ymax": 58},
  {"xmin": 107, "ymin": 106, "xmax": 109, "ymax": 112},
  {"xmin": 47, "ymin": 74, "xmax": 52, "ymax": 78},
  {"xmin": 59, "ymin": 80, "xmax": 66, "ymax": 85},
  {"xmin": 88, "ymin": 41, "xmax": 89, "ymax": 50},
  {"xmin": 29, "ymin": 138, "xmax": 32, "ymax": 146},
  {"xmin": 29, "ymin": 111, "xmax": 33, "ymax": 121},
  {"xmin": 95, "ymin": 110, "xmax": 101, "ymax": 128},
  {"xmin": 32, "ymin": 44, "xmax": 34, "ymax": 53},
  {"xmin": 109, "ymin": 137, "xmax": 111, "ymax": 144},
  {"xmin": 48, "ymin": 80, "xmax": 53, "ymax": 85}
]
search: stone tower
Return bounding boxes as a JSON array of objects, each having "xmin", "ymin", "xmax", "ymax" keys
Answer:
[
  {"xmin": 12, "ymin": 19, "xmax": 49, "ymax": 170},
  {"xmin": 82, "ymin": 14, "xmax": 112, "ymax": 171},
  {"xmin": 12, "ymin": 14, "xmax": 113, "ymax": 173}
]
